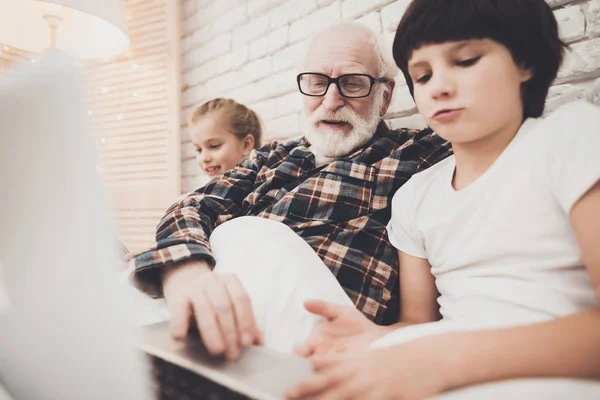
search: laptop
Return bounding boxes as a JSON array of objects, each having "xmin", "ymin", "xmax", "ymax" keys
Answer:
[{"xmin": 0, "ymin": 51, "xmax": 311, "ymax": 400}]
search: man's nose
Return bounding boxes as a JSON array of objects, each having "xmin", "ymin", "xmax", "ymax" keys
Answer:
[{"xmin": 322, "ymin": 83, "xmax": 345, "ymax": 112}]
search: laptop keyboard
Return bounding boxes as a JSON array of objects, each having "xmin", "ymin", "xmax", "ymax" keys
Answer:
[{"xmin": 149, "ymin": 355, "xmax": 253, "ymax": 400}]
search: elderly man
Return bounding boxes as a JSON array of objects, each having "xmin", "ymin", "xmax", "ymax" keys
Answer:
[{"xmin": 128, "ymin": 22, "xmax": 450, "ymax": 359}]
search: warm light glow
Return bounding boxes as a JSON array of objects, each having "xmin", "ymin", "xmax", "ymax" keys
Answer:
[
  {"xmin": 101, "ymin": 87, "xmax": 109, "ymax": 94},
  {"xmin": 42, "ymin": 2, "xmax": 62, "ymax": 15},
  {"xmin": 0, "ymin": 0, "xmax": 129, "ymax": 59}
]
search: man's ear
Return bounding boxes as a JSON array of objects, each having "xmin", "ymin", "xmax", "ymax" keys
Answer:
[{"xmin": 380, "ymin": 80, "xmax": 396, "ymax": 117}]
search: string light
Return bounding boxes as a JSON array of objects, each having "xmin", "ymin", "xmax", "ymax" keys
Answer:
[
  {"xmin": 101, "ymin": 87, "xmax": 109, "ymax": 94},
  {"xmin": 116, "ymin": 113, "xmax": 123, "ymax": 120},
  {"xmin": 88, "ymin": 110, "xmax": 93, "ymax": 115},
  {"xmin": 132, "ymin": 63, "xmax": 139, "ymax": 70},
  {"xmin": 133, "ymin": 91, "xmax": 139, "ymax": 97},
  {"xmin": 101, "ymin": 137, "xmax": 107, "ymax": 144}
]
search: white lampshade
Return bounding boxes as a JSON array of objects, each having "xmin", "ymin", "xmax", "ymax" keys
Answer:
[{"xmin": 0, "ymin": 0, "xmax": 129, "ymax": 59}]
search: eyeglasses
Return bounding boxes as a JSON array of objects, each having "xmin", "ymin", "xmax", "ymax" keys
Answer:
[{"xmin": 296, "ymin": 72, "xmax": 389, "ymax": 98}]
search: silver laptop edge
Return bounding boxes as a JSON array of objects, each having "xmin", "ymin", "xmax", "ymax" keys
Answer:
[
  {"xmin": 137, "ymin": 321, "xmax": 313, "ymax": 400},
  {"xmin": 0, "ymin": 52, "xmax": 150, "ymax": 400}
]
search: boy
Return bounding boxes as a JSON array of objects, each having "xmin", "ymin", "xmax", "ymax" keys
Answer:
[{"xmin": 287, "ymin": 0, "xmax": 600, "ymax": 398}]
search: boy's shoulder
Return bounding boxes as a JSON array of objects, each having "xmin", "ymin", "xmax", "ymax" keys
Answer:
[
  {"xmin": 537, "ymin": 100, "xmax": 600, "ymax": 136},
  {"xmin": 413, "ymin": 153, "xmax": 454, "ymax": 183},
  {"xmin": 547, "ymin": 99, "xmax": 598, "ymax": 118},
  {"xmin": 396, "ymin": 154, "xmax": 454, "ymax": 201}
]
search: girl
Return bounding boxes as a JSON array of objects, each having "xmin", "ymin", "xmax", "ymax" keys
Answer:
[{"xmin": 189, "ymin": 98, "xmax": 262, "ymax": 178}]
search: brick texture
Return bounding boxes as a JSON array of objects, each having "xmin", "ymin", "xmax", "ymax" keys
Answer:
[{"xmin": 180, "ymin": 0, "xmax": 600, "ymax": 191}]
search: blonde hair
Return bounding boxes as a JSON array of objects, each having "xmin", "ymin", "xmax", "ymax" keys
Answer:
[{"xmin": 189, "ymin": 98, "xmax": 262, "ymax": 149}]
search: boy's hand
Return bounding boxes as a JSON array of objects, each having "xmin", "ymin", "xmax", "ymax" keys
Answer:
[
  {"xmin": 293, "ymin": 300, "xmax": 390, "ymax": 358},
  {"xmin": 162, "ymin": 260, "xmax": 263, "ymax": 360},
  {"xmin": 287, "ymin": 336, "xmax": 452, "ymax": 400}
]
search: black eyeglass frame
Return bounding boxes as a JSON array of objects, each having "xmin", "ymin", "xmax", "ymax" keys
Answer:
[{"xmin": 296, "ymin": 72, "xmax": 389, "ymax": 99}]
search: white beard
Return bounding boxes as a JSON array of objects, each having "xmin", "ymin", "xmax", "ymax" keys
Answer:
[{"xmin": 302, "ymin": 88, "xmax": 385, "ymax": 158}]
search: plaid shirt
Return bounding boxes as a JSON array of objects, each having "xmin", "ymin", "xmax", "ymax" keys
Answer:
[{"xmin": 129, "ymin": 122, "xmax": 451, "ymax": 325}]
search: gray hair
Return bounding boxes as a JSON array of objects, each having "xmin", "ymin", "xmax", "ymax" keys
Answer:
[
  {"xmin": 299, "ymin": 21, "xmax": 397, "ymax": 80},
  {"xmin": 371, "ymin": 29, "xmax": 397, "ymax": 80}
]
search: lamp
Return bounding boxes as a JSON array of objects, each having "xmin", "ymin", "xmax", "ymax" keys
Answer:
[{"xmin": 0, "ymin": 0, "xmax": 129, "ymax": 59}]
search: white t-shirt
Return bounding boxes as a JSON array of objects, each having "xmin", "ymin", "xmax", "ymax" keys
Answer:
[{"xmin": 382, "ymin": 101, "xmax": 600, "ymax": 343}]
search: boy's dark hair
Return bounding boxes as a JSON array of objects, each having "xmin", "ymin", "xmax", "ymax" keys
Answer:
[{"xmin": 393, "ymin": 0, "xmax": 566, "ymax": 119}]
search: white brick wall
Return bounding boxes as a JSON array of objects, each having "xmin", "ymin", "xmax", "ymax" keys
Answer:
[
  {"xmin": 588, "ymin": 0, "xmax": 600, "ymax": 37},
  {"xmin": 555, "ymin": 5, "xmax": 586, "ymax": 42},
  {"xmin": 179, "ymin": 0, "xmax": 600, "ymax": 192}
]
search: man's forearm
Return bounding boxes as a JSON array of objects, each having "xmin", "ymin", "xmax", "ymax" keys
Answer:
[
  {"xmin": 443, "ymin": 308, "xmax": 600, "ymax": 389},
  {"xmin": 128, "ymin": 242, "xmax": 215, "ymax": 297}
]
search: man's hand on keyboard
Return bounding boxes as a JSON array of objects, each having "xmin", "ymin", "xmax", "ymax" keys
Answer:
[{"xmin": 162, "ymin": 260, "xmax": 263, "ymax": 361}]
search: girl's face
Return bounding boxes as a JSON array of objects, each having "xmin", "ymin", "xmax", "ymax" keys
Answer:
[
  {"xmin": 190, "ymin": 113, "xmax": 254, "ymax": 178},
  {"xmin": 408, "ymin": 39, "xmax": 532, "ymax": 145}
]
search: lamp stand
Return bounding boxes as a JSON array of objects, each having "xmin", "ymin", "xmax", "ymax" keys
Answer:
[{"xmin": 43, "ymin": 14, "xmax": 62, "ymax": 49}]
